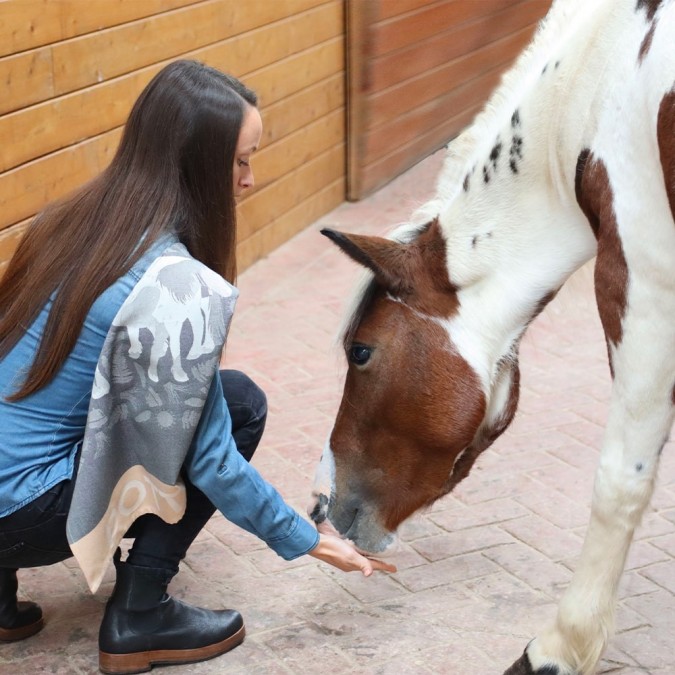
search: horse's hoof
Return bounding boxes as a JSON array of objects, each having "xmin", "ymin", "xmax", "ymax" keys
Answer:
[{"xmin": 503, "ymin": 650, "xmax": 562, "ymax": 675}]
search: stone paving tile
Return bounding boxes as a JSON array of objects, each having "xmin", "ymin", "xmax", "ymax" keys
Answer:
[{"xmin": 5, "ymin": 149, "xmax": 675, "ymax": 674}]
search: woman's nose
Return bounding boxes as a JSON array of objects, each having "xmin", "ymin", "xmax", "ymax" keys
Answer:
[{"xmin": 240, "ymin": 168, "xmax": 254, "ymax": 190}]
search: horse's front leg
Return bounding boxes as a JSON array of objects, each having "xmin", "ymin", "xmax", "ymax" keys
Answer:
[{"xmin": 505, "ymin": 266, "xmax": 675, "ymax": 674}]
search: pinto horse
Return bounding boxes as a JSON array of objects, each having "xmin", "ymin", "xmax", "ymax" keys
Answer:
[{"xmin": 308, "ymin": 1, "xmax": 675, "ymax": 673}]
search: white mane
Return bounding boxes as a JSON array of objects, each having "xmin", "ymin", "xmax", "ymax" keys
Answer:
[{"xmin": 407, "ymin": 0, "xmax": 591, "ymax": 230}]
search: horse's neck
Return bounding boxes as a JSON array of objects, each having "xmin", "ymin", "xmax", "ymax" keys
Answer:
[{"xmin": 436, "ymin": 0, "xmax": 631, "ymax": 384}]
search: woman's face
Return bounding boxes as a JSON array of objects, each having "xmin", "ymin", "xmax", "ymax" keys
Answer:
[{"xmin": 234, "ymin": 105, "xmax": 262, "ymax": 197}]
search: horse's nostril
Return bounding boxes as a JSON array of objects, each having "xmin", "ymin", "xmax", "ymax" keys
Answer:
[{"xmin": 309, "ymin": 493, "xmax": 329, "ymax": 523}]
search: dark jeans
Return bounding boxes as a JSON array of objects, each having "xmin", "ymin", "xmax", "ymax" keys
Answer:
[{"xmin": 0, "ymin": 370, "xmax": 267, "ymax": 577}]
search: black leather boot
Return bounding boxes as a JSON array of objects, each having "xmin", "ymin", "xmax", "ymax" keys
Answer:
[
  {"xmin": 98, "ymin": 550, "xmax": 244, "ymax": 674},
  {"xmin": 0, "ymin": 568, "xmax": 44, "ymax": 642}
]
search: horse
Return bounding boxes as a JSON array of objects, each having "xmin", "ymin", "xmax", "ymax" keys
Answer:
[{"xmin": 308, "ymin": 1, "xmax": 675, "ymax": 673}]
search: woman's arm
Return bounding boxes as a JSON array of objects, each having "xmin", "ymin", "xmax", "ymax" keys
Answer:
[{"xmin": 184, "ymin": 374, "xmax": 395, "ymax": 575}]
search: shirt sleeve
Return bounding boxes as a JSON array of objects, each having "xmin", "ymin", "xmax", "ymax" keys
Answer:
[{"xmin": 184, "ymin": 372, "xmax": 320, "ymax": 560}]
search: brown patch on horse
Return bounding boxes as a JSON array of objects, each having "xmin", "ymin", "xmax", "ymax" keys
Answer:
[
  {"xmin": 329, "ymin": 288, "xmax": 485, "ymax": 533},
  {"xmin": 657, "ymin": 89, "xmax": 675, "ymax": 221},
  {"xmin": 323, "ymin": 219, "xmax": 459, "ymax": 321},
  {"xmin": 575, "ymin": 151, "xmax": 629, "ymax": 372},
  {"xmin": 444, "ymin": 359, "xmax": 520, "ymax": 495}
]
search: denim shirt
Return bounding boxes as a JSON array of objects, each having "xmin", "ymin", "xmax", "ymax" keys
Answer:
[{"xmin": 0, "ymin": 236, "xmax": 319, "ymax": 560}]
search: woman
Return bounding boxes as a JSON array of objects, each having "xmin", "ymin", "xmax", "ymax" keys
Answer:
[{"xmin": 0, "ymin": 60, "xmax": 394, "ymax": 674}]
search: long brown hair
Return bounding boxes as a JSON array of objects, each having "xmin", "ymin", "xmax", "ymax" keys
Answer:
[{"xmin": 0, "ymin": 60, "xmax": 257, "ymax": 400}]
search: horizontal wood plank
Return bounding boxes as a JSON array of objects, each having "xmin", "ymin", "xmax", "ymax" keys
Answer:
[
  {"xmin": 238, "ymin": 143, "xmax": 344, "ymax": 240},
  {"xmin": 373, "ymin": 0, "xmax": 439, "ymax": 23},
  {"xmin": 237, "ymin": 178, "xmax": 343, "ymax": 270},
  {"xmin": 371, "ymin": 1, "xmax": 548, "ymax": 92},
  {"xmin": 245, "ymin": 37, "xmax": 343, "ymax": 108},
  {"xmin": 0, "ymin": 48, "xmax": 54, "ymax": 115},
  {"xmin": 1, "ymin": 32, "xmax": 342, "ymax": 173},
  {"xmin": 51, "ymin": 0, "xmax": 327, "ymax": 95},
  {"xmin": 364, "ymin": 66, "xmax": 506, "ymax": 163},
  {"xmin": 0, "ymin": 219, "xmax": 29, "ymax": 264},
  {"xmin": 259, "ymin": 74, "xmax": 344, "ymax": 150},
  {"xmin": 0, "ymin": 1, "xmax": 341, "ymax": 116},
  {"xmin": 251, "ymin": 108, "xmax": 345, "ymax": 193},
  {"xmin": 360, "ymin": 102, "xmax": 484, "ymax": 197},
  {"xmin": 200, "ymin": 1, "xmax": 342, "ymax": 80},
  {"xmin": 372, "ymin": 0, "xmax": 522, "ymax": 57},
  {"xmin": 0, "ymin": 69, "xmax": 152, "ymax": 173},
  {"xmin": 0, "ymin": 0, "xmax": 202, "ymax": 58},
  {"xmin": 1, "ymin": 0, "xmax": 346, "ymax": 270},
  {"xmin": 368, "ymin": 25, "xmax": 535, "ymax": 130},
  {"xmin": 0, "ymin": 128, "xmax": 121, "ymax": 231},
  {"xmin": 0, "ymin": 104, "xmax": 343, "ymax": 232}
]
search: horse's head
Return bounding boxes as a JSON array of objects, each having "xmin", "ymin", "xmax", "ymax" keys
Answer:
[{"xmin": 309, "ymin": 218, "xmax": 520, "ymax": 555}]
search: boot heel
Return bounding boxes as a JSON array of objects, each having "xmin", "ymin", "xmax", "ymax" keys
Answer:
[
  {"xmin": 0, "ymin": 615, "xmax": 44, "ymax": 642},
  {"xmin": 98, "ymin": 624, "xmax": 245, "ymax": 674},
  {"xmin": 98, "ymin": 650, "xmax": 152, "ymax": 675}
]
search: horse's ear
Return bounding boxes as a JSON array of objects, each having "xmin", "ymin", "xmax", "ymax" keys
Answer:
[{"xmin": 321, "ymin": 228, "xmax": 410, "ymax": 293}]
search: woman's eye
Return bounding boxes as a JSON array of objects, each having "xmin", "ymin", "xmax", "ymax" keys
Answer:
[
  {"xmin": 238, "ymin": 159, "xmax": 249, "ymax": 167},
  {"xmin": 349, "ymin": 344, "xmax": 372, "ymax": 366}
]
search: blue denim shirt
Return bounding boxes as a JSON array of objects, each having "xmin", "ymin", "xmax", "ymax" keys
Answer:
[{"xmin": 0, "ymin": 236, "xmax": 318, "ymax": 560}]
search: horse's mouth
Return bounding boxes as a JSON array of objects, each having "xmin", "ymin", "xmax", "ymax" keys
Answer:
[
  {"xmin": 308, "ymin": 492, "xmax": 360, "ymax": 540},
  {"xmin": 308, "ymin": 492, "xmax": 329, "ymax": 524}
]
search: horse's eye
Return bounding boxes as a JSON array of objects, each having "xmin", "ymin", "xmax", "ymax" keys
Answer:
[{"xmin": 349, "ymin": 344, "xmax": 372, "ymax": 366}]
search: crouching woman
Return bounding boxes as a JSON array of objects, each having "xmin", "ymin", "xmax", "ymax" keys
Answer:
[{"xmin": 0, "ymin": 60, "xmax": 394, "ymax": 674}]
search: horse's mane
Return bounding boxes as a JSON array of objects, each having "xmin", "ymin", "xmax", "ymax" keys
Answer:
[
  {"xmin": 412, "ymin": 0, "xmax": 588, "ymax": 226},
  {"xmin": 338, "ymin": 0, "xmax": 588, "ymax": 347}
]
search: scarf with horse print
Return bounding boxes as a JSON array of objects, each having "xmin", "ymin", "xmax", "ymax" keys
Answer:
[{"xmin": 65, "ymin": 241, "xmax": 237, "ymax": 593}]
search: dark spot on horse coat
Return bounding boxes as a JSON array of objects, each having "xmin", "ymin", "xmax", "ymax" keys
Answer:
[
  {"xmin": 483, "ymin": 166, "xmax": 490, "ymax": 183},
  {"xmin": 636, "ymin": 463, "xmax": 643, "ymax": 472},
  {"xmin": 656, "ymin": 89, "xmax": 675, "ymax": 221},
  {"xmin": 639, "ymin": 21, "xmax": 657, "ymax": 62},
  {"xmin": 636, "ymin": 0, "xmax": 663, "ymax": 21},
  {"xmin": 575, "ymin": 151, "xmax": 629, "ymax": 371},
  {"xmin": 511, "ymin": 109, "xmax": 521, "ymax": 128},
  {"xmin": 472, "ymin": 235, "xmax": 478, "ymax": 248},
  {"xmin": 509, "ymin": 135, "xmax": 523, "ymax": 173},
  {"xmin": 463, "ymin": 173, "xmax": 470, "ymax": 192},
  {"xmin": 490, "ymin": 142, "xmax": 502, "ymax": 168}
]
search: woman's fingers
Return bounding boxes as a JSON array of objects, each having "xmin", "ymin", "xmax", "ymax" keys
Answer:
[
  {"xmin": 309, "ymin": 533, "xmax": 397, "ymax": 576},
  {"xmin": 367, "ymin": 557, "xmax": 397, "ymax": 574}
]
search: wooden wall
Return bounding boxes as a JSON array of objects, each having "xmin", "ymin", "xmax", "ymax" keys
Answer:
[
  {"xmin": 347, "ymin": 0, "xmax": 551, "ymax": 200},
  {"xmin": 0, "ymin": 0, "xmax": 345, "ymax": 275}
]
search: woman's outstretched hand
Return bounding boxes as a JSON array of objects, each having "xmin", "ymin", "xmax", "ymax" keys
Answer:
[{"xmin": 308, "ymin": 532, "xmax": 397, "ymax": 576}]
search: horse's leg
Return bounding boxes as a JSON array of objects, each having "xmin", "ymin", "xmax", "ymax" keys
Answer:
[
  {"xmin": 127, "ymin": 326, "xmax": 143, "ymax": 359},
  {"xmin": 167, "ymin": 320, "xmax": 189, "ymax": 382},
  {"xmin": 507, "ymin": 268, "xmax": 675, "ymax": 674},
  {"xmin": 147, "ymin": 324, "xmax": 169, "ymax": 383}
]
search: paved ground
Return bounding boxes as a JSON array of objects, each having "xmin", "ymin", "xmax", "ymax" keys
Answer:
[{"xmin": 3, "ymin": 152, "xmax": 674, "ymax": 674}]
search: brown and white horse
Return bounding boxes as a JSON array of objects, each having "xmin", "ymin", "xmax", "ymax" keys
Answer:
[{"xmin": 308, "ymin": 1, "xmax": 675, "ymax": 673}]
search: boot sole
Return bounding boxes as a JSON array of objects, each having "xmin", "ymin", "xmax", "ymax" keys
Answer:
[
  {"xmin": 98, "ymin": 624, "xmax": 245, "ymax": 674},
  {"xmin": 0, "ymin": 616, "xmax": 44, "ymax": 642}
]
